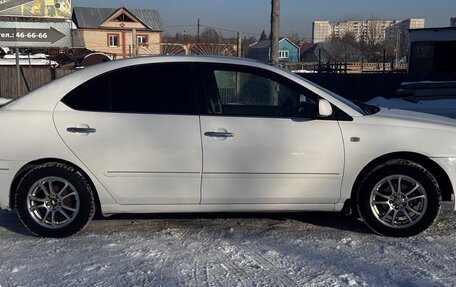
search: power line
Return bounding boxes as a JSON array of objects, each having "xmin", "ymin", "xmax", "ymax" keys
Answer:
[
  {"xmin": 164, "ymin": 22, "xmax": 261, "ymax": 37},
  {"xmin": 199, "ymin": 24, "xmax": 259, "ymax": 37},
  {"xmin": 164, "ymin": 23, "xmax": 313, "ymax": 41},
  {"xmin": 164, "ymin": 24, "xmax": 197, "ymax": 28}
]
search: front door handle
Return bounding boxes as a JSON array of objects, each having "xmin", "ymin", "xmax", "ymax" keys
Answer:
[
  {"xmin": 204, "ymin": 131, "xmax": 235, "ymax": 138},
  {"xmin": 67, "ymin": 127, "xmax": 97, "ymax": 134}
]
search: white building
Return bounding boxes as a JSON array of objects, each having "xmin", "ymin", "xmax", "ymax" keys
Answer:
[
  {"xmin": 451, "ymin": 18, "xmax": 456, "ymax": 27},
  {"xmin": 312, "ymin": 21, "xmax": 332, "ymax": 43},
  {"xmin": 312, "ymin": 18, "xmax": 425, "ymax": 43}
]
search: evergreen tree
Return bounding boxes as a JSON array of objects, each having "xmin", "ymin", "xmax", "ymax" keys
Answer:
[{"xmin": 260, "ymin": 30, "xmax": 267, "ymax": 41}]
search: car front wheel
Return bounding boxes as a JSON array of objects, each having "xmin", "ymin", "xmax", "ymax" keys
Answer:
[
  {"xmin": 357, "ymin": 159, "xmax": 441, "ymax": 237},
  {"xmin": 16, "ymin": 162, "xmax": 95, "ymax": 238}
]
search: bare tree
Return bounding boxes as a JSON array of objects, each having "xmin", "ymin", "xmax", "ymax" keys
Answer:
[
  {"xmin": 200, "ymin": 27, "xmax": 222, "ymax": 43},
  {"xmin": 242, "ymin": 36, "xmax": 258, "ymax": 57},
  {"xmin": 364, "ymin": 20, "xmax": 385, "ymax": 61},
  {"xmin": 328, "ymin": 31, "xmax": 359, "ymax": 61},
  {"xmin": 286, "ymin": 31, "xmax": 301, "ymax": 46}
]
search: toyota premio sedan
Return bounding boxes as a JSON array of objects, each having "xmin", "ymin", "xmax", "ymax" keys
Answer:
[{"xmin": 1, "ymin": 56, "xmax": 455, "ymax": 238}]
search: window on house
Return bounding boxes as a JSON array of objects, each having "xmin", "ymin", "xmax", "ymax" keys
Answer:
[
  {"xmin": 114, "ymin": 13, "xmax": 135, "ymax": 22},
  {"xmin": 137, "ymin": 35, "xmax": 148, "ymax": 46},
  {"xmin": 108, "ymin": 34, "xmax": 119, "ymax": 47},
  {"xmin": 279, "ymin": 50, "xmax": 289, "ymax": 59}
]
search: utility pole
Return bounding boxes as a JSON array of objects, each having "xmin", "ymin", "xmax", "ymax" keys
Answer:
[
  {"xmin": 270, "ymin": 0, "xmax": 280, "ymax": 64},
  {"xmin": 237, "ymin": 32, "xmax": 242, "ymax": 57},
  {"xmin": 197, "ymin": 18, "xmax": 201, "ymax": 42},
  {"xmin": 383, "ymin": 49, "xmax": 386, "ymax": 73}
]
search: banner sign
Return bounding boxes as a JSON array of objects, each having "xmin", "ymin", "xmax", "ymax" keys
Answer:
[
  {"xmin": 0, "ymin": 21, "xmax": 72, "ymax": 47},
  {"xmin": 0, "ymin": 0, "xmax": 71, "ymax": 19}
]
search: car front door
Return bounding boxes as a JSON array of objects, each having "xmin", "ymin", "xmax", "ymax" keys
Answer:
[
  {"xmin": 199, "ymin": 64, "xmax": 345, "ymax": 204},
  {"xmin": 53, "ymin": 63, "xmax": 202, "ymax": 205}
]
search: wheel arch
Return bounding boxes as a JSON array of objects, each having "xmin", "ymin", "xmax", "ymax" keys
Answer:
[
  {"xmin": 9, "ymin": 158, "xmax": 102, "ymax": 216},
  {"xmin": 350, "ymin": 152, "xmax": 453, "ymax": 212}
]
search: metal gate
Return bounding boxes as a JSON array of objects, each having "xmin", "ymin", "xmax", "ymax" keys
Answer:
[{"xmin": 160, "ymin": 43, "xmax": 238, "ymax": 56}]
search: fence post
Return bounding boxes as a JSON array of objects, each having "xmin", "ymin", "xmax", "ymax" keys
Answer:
[
  {"xmin": 50, "ymin": 67, "xmax": 56, "ymax": 81},
  {"xmin": 318, "ymin": 49, "xmax": 321, "ymax": 73}
]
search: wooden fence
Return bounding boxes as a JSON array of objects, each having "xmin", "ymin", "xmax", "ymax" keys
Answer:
[
  {"xmin": 2, "ymin": 66, "xmax": 456, "ymax": 102},
  {"xmin": 0, "ymin": 67, "xmax": 75, "ymax": 99},
  {"xmin": 299, "ymin": 73, "xmax": 456, "ymax": 102}
]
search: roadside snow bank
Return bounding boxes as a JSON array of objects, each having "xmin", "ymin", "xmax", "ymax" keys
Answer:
[{"xmin": 0, "ymin": 98, "xmax": 11, "ymax": 105}]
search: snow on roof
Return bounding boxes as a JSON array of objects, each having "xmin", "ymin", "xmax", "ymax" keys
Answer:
[{"xmin": 0, "ymin": 58, "xmax": 58, "ymax": 67}]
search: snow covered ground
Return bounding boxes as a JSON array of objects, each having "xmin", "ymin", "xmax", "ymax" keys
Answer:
[
  {"xmin": 0, "ymin": 98, "xmax": 11, "ymax": 105},
  {"xmin": 367, "ymin": 97, "xmax": 456, "ymax": 119},
  {"xmin": 1, "ymin": 204, "xmax": 455, "ymax": 286}
]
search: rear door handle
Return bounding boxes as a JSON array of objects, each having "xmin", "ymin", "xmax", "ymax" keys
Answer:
[
  {"xmin": 67, "ymin": 127, "xmax": 97, "ymax": 134},
  {"xmin": 204, "ymin": 131, "xmax": 235, "ymax": 138}
]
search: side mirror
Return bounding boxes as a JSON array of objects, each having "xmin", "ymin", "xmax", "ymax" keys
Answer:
[{"xmin": 318, "ymin": 99, "xmax": 333, "ymax": 118}]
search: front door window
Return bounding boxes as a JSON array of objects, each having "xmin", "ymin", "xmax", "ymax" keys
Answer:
[{"xmin": 211, "ymin": 69, "xmax": 318, "ymax": 118}]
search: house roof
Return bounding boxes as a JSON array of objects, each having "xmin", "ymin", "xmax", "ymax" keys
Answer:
[
  {"xmin": 300, "ymin": 42, "xmax": 314, "ymax": 53},
  {"xmin": 72, "ymin": 7, "xmax": 164, "ymax": 31},
  {"xmin": 409, "ymin": 27, "xmax": 456, "ymax": 32},
  {"xmin": 249, "ymin": 39, "xmax": 270, "ymax": 49},
  {"xmin": 301, "ymin": 42, "xmax": 362, "ymax": 62},
  {"xmin": 250, "ymin": 37, "xmax": 299, "ymax": 50}
]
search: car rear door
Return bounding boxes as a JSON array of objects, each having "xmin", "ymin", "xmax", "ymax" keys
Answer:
[
  {"xmin": 53, "ymin": 63, "xmax": 203, "ymax": 205},
  {"xmin": 198, "ymin": 64, "xmax": 345, "ymax": 204}
]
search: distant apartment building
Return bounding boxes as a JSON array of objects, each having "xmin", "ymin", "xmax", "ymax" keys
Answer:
[
  {"xmin": 312, "ymin": 18, "xmax": 425, "ymax": 43},
  {"xmin": 312, "ymin": 21, "xmax": 332, "ymax": 43},
  {"xmin": 451, "ymin": 18, "xmax": 456, "ymax": 27}
]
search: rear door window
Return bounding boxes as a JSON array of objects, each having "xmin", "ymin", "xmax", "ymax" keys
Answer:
[
  {"xmin": 62, "ymin": 74, "xmax": 110, "ymax": 112},
  {"xmin": 110, "ymin": 64, "xmax": 198, "ymax": 115},
  {"xmin": 62, "ymin": 63, "xmax": 198, "ymax": 115}
]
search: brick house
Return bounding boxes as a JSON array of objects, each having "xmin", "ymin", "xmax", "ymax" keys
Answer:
[{"xmin": 72, "ymin": 7, "xmax": 163, "ymax": 59}]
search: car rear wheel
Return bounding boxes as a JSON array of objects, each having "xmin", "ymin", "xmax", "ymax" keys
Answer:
[
  {"xmin": 357, "ymin": 159, "xmax": 441, "ymax": 237},
  {"xmin": 16, "ymin": 162, "xmax": 95, "ymax": 238}
]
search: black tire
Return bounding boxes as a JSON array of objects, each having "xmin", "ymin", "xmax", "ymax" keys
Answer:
[
  {"xmin": 16, "ymin": 162, "xmax": 95, "ymax": 238},
  {"xmin": 357, "ymin": 159, "xmax": 441, "ymax": 237}
]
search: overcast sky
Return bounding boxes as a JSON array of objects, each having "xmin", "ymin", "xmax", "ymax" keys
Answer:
[{"xmin": 73, "ymin": 0, "xmax": 456, "ymax": 40}]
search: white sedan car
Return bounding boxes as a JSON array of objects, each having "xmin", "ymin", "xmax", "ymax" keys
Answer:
[{"xmin": 0, "ymin": 56, "xmax": 455, "ymax": 238}]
